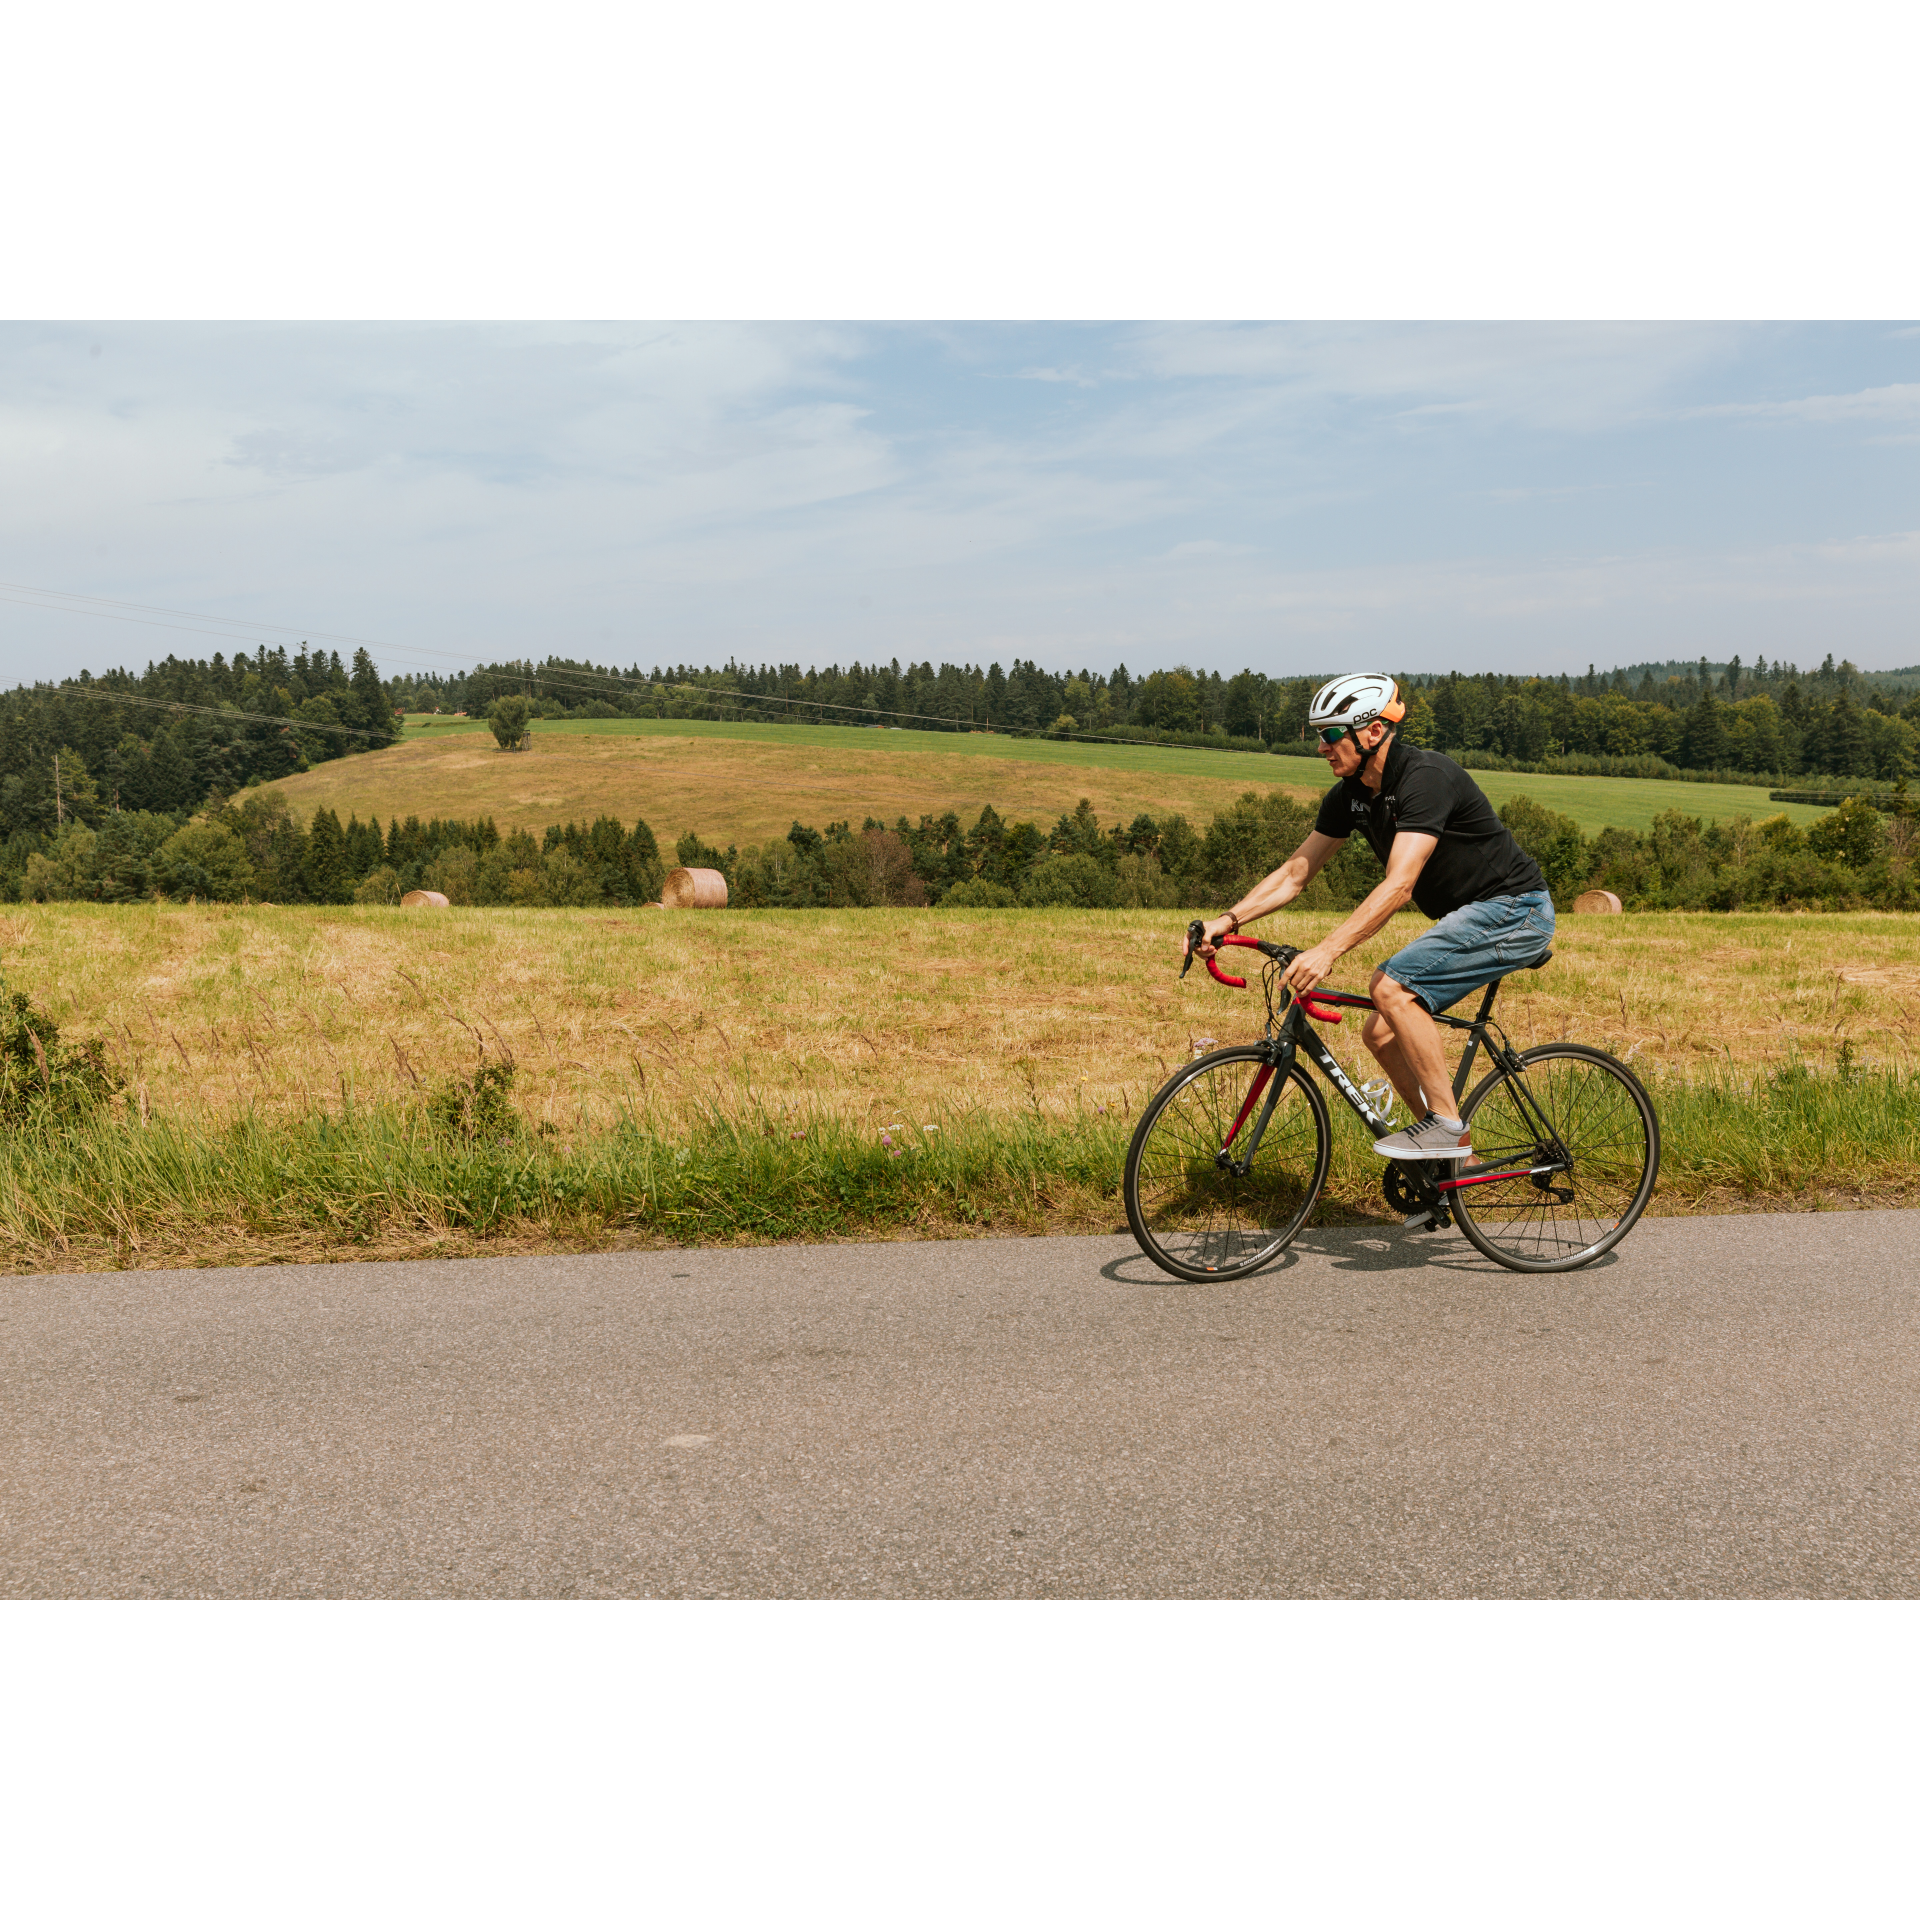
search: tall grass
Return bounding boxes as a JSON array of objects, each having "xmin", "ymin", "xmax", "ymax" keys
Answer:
[
  {"xmin": 5, "ymin": 1057, "xmax": 1917, "ymax": 1271},
  {"xmin": 1649, "ymin": 1054, "xmax": 1920, "ymax": 1195},
  {"xmin": 0, "ymin": 1099, "xmax": 1135, "ymax": 1267},
  {"xmin": 9, "ymin": 904, "xmax": 1917, "ymax": 1150},
  {"xmin": 5, "ymin": 903, "xmax": 1920, "ymax": 1268}
]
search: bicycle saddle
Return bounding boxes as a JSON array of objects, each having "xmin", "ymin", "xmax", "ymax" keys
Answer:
[{"xmin": 1525, "ymin": 952, "xmax": 1553, "ymax": 970}]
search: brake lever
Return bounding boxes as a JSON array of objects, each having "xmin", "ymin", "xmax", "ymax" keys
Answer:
[{"xmin": 1180, "ymin": 920, "xmax": 1206, "ymax": 979}]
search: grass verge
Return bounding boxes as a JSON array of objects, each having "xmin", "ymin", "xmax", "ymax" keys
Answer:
[{"xmin": 7, "ymin": 1060, "xmax": 1919, "ymax": 1273}]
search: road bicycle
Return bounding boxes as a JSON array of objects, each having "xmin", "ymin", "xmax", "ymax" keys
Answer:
[{"xmin": 1122, "ymin": 924, "xmax": 1660, "ymax": 1280}]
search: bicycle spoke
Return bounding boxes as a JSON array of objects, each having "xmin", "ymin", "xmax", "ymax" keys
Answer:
[
  {"xmin": 1452, "ymin": 1047, "xmax": 1658, "ymax": 1272},
  {"xmin": 1126, "ymin": 1050, "xmax": 1329, "ymax": 1279}
]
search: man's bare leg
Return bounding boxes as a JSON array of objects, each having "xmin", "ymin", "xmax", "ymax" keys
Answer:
[
  {"xmin": 1365, "ymin": 969, "xmax": 1462, "ymax": 1124},
  {"xmin": 1360, "ymin": 1009, "xmax": 1430, "ymax": 1118}
]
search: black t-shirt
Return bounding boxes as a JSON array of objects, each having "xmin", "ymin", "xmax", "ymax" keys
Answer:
[{"xmin": 1313, "ymin": 737, "xmax": 1546, "ymax": 920}]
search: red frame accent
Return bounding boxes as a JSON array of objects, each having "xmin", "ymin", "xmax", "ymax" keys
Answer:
[
  {"xmin": 1220, "ymin": 1064, "xmax": 1274, "ymax": 1148},
  {"xmin": 1437, "ymin": 1165, "xmax": 1540, "ymax": 1190}
]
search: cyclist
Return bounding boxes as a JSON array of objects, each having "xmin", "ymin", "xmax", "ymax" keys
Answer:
[{"xmin": 1187, "ymin": 672, "xmax": 1553, "ymax": 1160}]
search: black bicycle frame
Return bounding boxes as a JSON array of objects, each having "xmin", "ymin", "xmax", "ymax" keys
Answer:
[{"xmin": 1233, "ymin": 975, "xmax": 1574, "ymax": 1194}]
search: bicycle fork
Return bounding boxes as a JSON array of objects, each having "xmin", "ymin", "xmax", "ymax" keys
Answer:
[{"xmin": 1213, "ymin": 1057, "xmax": 1284, "ymax": 1176}]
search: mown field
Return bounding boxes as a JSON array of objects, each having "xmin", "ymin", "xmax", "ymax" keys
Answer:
[
  {"xmin": 263, "ymin": 717, "xmax": 1828, "ymax": 843},
  {"xmin": 3, "ymin": 902, "xmax": 1917, "ymax": 1272}
]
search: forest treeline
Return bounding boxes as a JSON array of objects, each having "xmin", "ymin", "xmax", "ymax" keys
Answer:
[
  {"xmin": 13, "ymin": 778, "xmax": 1919, "ymax": 915},
  {"xmin": 0, "ymin": 644, "xmax": 400, "ymax": 845},
  {"xmin": 395, "ymin": 649, "xmax": 1920, "ymax": 785},
  {"xmin": 8, "ymin": 639, "xmax": 1920, "ymax": 904},
  {"xmin": 8, "ymin": 641, "xmax": 1920, "ymax": 878}
]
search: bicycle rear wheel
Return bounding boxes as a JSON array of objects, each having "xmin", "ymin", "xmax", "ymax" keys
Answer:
[
  {"xmin": 1123, "ymin": 1047, "xmax": 1330, "ymax": 1281},
  {"xmin": 1452, "ymin": 1043, "xmax": 1659, "ymax": 1272}
]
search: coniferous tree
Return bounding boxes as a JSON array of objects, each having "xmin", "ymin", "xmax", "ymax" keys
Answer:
[
  {"xmin": 304, "ymin": 808, "xmax": 354, "ymax": 904},
  {"xmin": 1680, "ymin": 688, "xmax": 1726, "ymax": 769}
]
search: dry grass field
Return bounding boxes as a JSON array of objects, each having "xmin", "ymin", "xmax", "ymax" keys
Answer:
[
  {"xmin": 3, "ymin": 902, "xmax": 1918, "ymax": 1270},
  {"xmin": 9, "ymin": 901, "xmax": 1914, "ymax": 1139},
  {"xmin": 262, "ymin": 718, "xmax": 1826, "ymax": 843},
  {"xmin": 269, "ymin": 722, "xmax": 1319, "ymax": 844}
]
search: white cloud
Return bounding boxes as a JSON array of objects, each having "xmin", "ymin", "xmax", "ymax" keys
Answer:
[
  {"xmin": 1684, "ymin": 382, "xmax": 1920, "ymax": 425},
  {"xmin": 1114, "ymin": 322, "xmax": 1740, "ymax": 432},
  {"xmin": 1, "ymin": 322, "xmax": 1916, "ymax": 683}
]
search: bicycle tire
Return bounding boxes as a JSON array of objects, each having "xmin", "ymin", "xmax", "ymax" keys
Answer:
[
  {"xmin": 1452, "ymin": 1043, "xmax": 1660, "ymax": 1273},
  {"xmin": 1124, "ymin": 1047, "xmax": 1331, "ymax": 1281}
]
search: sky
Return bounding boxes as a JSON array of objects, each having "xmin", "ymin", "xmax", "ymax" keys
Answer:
[{"xmin": 1, "ymin": 321, "xmax": 1916, "ymax": 690}]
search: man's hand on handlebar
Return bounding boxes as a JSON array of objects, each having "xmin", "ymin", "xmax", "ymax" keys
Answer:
[
  {"xmin": 1180, "ymin": 914, "xmax": 1241, "ymax": 966},
  {"xmin": 1280, "ymin": 941, "xmax": 1339, "ymax": 997}
]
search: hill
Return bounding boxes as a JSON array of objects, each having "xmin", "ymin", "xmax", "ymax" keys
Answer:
[{"xmin": 257, "ymin": 716, "xmax": 1830, "ymax": 842}]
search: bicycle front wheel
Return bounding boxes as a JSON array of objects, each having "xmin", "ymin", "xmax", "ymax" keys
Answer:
[
  {"xmin": 1453, "ymin": 1043, "xmax": 1660, "ymax": 1272},
  {"xmin": 1123, "ymin": 1047, "xmax": 1331, "ymax": 1281}
]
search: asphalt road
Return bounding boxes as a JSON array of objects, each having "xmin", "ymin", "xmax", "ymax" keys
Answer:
[{"xmin": 4, "ymin": 1213, "xmax": 1916, "ymax": 1597}]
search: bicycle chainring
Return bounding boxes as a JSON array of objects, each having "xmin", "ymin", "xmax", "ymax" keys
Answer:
[{"xmin": 1381, "ymin": 1162, "xmax": 1438, "ymax": 1216}]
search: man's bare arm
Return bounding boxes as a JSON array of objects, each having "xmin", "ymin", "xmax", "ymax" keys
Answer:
[
  {"xmin": 1277, "ymin": 832, "xmax": 1438, "ymax": 994},
  {"xmin": 1190, "ymin": 832, "xmax": 1345, "ymax": 953}
]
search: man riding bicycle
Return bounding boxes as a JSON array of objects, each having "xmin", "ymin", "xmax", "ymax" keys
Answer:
[{"xmin": 1188, "ymin": 672, "xmax": 1553, "ymax": 1161}]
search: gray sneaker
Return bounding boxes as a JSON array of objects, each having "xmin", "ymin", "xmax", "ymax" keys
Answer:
[{"xmin": 1373, "ymin": 1115, "xmax": 1472, "ymax": 1160}]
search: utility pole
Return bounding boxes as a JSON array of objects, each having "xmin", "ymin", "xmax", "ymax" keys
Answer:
[{"xmin": 53, "ymin": 753, "xmax": 63, "ymax": 828}]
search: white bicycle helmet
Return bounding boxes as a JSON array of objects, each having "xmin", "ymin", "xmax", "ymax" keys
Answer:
[{"xmin": 1305, "ymin": 672, "xmax": 1406, "ymax": 734}]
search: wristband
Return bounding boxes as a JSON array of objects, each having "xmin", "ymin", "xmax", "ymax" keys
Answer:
[{"xmin": 1222, "ymin": 911, "xmax": 1241, "ymax": 935}]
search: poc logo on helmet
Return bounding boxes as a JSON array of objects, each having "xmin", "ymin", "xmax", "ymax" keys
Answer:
[{"xmin": 1306, "ymin": 672, "xmax": 1407, "ymax": 737}]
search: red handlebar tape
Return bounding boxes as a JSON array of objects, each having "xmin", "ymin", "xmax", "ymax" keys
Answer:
[
  {"xmin": 1199, "ymin": 936, "xmax": 1350, "ymax": 1024},
  {"xmin": 1203, "ymin": 932, "xmax": 1263, "ymax": 989}
]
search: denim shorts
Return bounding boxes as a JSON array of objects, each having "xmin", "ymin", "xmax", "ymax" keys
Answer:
[{"xmin": 1377, "ymin": 890, "xmax": 1556, "ymax": 1014}]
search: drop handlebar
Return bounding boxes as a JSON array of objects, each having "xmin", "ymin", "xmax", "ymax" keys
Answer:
[
  {"xmin": 1181, "ymin": 920, "xmax": 1296, "ymax": 989},
  {"xmin": 1179, "ymin": 921, "xmax": 1360, "ymax": 1024}
]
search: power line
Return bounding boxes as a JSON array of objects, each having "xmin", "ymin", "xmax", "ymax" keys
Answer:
[
  {"xmin": 0, "ymin": 582, "xmax": 633, "ymax": 682},
  {"xmin": 0, "ymin": 581, "xmax": 389, "ymax": 659},
  {"xmin": 648, "ymin": 680, "xmax": 1300, "ymax": 759},
  {"xmin": 1, "ymin": 577, "xmax": 1302, "ymax": 762},
  {"xmin": 57, "ymin": 682, "xmax": 391, "ymax": 742}
]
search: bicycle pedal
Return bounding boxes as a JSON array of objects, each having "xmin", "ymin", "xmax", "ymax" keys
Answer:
[{"xmin": 1403, "ymin": 1208, "xmax": 1454, "ymax": 1235}]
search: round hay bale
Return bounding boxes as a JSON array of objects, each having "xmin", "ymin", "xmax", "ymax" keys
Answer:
[
  {"xmin": 402, "ymin": 889, "xmax": 451, "ymax": 909},
  {"xmin": 661, "ymin": 866, "xmax": 729, "ymax": 909},
  {"xmin": 1572, "ymin": 889, "xmax": 1623, "ymax": 915}
]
